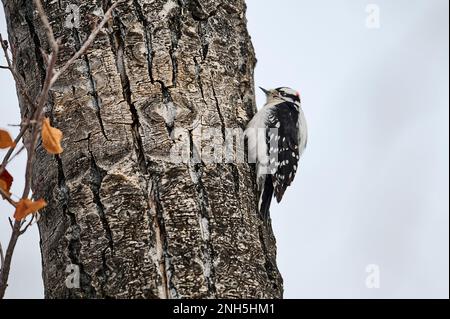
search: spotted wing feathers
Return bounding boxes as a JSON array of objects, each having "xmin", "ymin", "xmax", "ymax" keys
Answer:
[{"xmin": 266, "ymin": 102, "xmax": 300, "ymax": 203}]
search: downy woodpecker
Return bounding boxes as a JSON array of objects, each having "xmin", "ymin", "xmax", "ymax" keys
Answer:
[{"xmin": 245, "ymin": 87, "xmax": 308, "ymax": 221}]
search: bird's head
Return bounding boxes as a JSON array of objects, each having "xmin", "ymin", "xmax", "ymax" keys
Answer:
[{"xmin": 260, "ymin": 87, "xmax": 301, "ymax": 105}]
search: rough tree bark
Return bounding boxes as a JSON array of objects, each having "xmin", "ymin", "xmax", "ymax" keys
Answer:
[{"xmin": 2, "ymin": 0, "xmax": 283, "ymax": 298}]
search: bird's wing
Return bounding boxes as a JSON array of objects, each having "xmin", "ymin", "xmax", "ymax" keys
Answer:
[{"xmin": 266, "ymin": 102, "xmax": 300, "ymax": 203}]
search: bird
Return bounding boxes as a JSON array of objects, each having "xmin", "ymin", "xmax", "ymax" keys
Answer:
[{"xmin": 245, "ymin": 87, "xmax": 308, "ymax": 221}]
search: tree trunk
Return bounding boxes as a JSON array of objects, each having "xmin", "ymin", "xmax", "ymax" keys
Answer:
[{"xmin": 2, "ymin": 0, "xmax": 283, "ymax": 298}]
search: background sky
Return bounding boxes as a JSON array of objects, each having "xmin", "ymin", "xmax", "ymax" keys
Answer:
[{"xmin": 1, "ymin": 0, "xmax": 449, "ymax": 299}]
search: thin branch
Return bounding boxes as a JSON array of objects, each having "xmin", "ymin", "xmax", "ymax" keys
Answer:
[
  {"xmin": 0, "ymin": 242, "xmax": 4, "ymax": 270},
  {"xmin": 5, "ymin": 145, "xmax": 26, "ymax": 166},
  {"xmin": 19, "ymin": 215, "xmax": 35, "ymax": 235},
  {"xmin": 0, "ymin": 221, "xmax": 21, "ymax": 299},
  {"xmin": 22, "ymin": 51, "xmax": 57, "ymax": 199},
  {"xmin": 0, "ymin": 65, "xmax": 10, "ymax": 70},
  {"xmin": 0, "ymin": 188, "xmax": 17, "ymax": 208},
  {"xmin": 0, "ymin": 127, "xmax": 26, "ymax": 171},
  {"xmin": 0, "ymin": 34, "xmax": 37, "ymax": 110}
]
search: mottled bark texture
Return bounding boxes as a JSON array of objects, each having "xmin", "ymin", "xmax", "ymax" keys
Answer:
[{"xmin": 3, "ymin": 0, "xmax": 283, "ymax": 298}]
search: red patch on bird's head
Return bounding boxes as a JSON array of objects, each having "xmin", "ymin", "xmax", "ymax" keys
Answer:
[{"xmin": 295, "ymin": 91, "xmax": 300, "ymax": 97}]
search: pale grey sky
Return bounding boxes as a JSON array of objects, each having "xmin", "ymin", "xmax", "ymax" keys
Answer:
[{"xmin": 1, "ymin": 0, "xmax": 449, "ymax": 299}]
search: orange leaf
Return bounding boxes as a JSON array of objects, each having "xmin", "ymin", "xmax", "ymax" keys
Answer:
[
  {"xmin": 0, "ymin": 168, "xmax": 13, "ymax": 194},
  {"xmin": 0, "ymin": 129, "xmax": 15, "ymax": 149},
  {"xmin": 42, "ymin": 118, "xmax": 63, "ymax": 155},
  {"xmin": 14, "ymin": 198, "xmax": 47, "ymax": 221}
]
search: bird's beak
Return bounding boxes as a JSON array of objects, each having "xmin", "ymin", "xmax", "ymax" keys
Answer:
[{"xmin": 259, "ymin": 87, "xmax": 270, "ymax": 96}]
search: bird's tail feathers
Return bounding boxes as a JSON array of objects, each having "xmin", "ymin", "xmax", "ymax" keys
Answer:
[{"xmin": 259, "ymin": 176, "xmax": 274, "ymax": 222}]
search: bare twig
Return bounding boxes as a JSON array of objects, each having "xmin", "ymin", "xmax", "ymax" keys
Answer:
[
  {"xmin": 5, "ymin": 145, "xmax": 26, "ymax": 166},
  {"xmin": 22, "ymin": 51, "xmax": 58, "ymax": 200},
  {"xmin": 0, "ymin": 65, "xmax": 10, "ymax": 69},
  {"xmin": 0, "ymin": 34, "xmax": 37, "ymax": 111},
  {"xmin": 0, "ymin": 221, "xmax": 21, "ymax": 298},
  {"xmin": 7, "ymin": 120, "xmax": 39, "ymax": 127},
  {"xmin": 0, "ymin": 242, "xmax": 4, "ymax": 270},
  {"xmin": 19, "ymin": 215, "xmax": 35, "ymax": 235},
  {"xmin": 0, "ymin": 188, "xmax": 17, "ymax": 207},
  {"xmin": 0, "ymin": 127, "xmax": 26, "ymax": 172}
]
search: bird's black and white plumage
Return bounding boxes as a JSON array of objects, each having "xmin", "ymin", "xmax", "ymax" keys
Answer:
[{"xmin": 245, "ymin": 87, "xmax": 308, "ymax": 221}]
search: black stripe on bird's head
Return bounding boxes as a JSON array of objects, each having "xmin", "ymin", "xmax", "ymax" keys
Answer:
[
  {"xmin": 275, "ymin": 87, "xmax": 301, "ymax": 103},
  {"xmin": 260, "ymin": 86, "xmax": 301, "ymax": 104}
]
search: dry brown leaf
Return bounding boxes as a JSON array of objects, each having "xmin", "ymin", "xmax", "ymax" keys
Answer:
[
  {"xmin": 14, "ymin": 198, "xmax": 47, "ymax": 221},
  {"xmin": 41, "ymin": 118, "xmax": 63, "ymax": 154},
  {"xmin": 0, "ymin": 168, "xmax": 13, "ymax": 194},
  {"xmin": 0, "ymin": 129, "xmax": 15, "ymax": 149}
]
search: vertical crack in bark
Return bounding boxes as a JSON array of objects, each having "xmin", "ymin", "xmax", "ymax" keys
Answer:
[
  {"xmin": 108, "ymin": 10, "xmax": 174, "ymax": 299},
  {"xmin": 141, "ymin": 177, "xmax": 167, "ymax": 299},
  {"xmin": 197, "ymin": 20, "xmax": 209, "ymax": 60},
  {"xmin": 188, "ymin": 131, "xmax": 217, "ymax": 298},
  {"xmin": 131, "ymin": 0, "xmax": 155, "ymax": 83},
  {"xmin": 168, "ymin": 4, "xmax": 182, "ymax": 87},
  {"xmin": 56, "ymin": 155, "xmax": 96, "ymax": 298},
  {"xmin": 231, "ymin": 164, "xmax": 240, "ymax": 195},
  {"xmin": 24, "ymin": 2, "xmax": 46, "ymax": 83},
  {"xmin": 189, "ymin": 2, "xmax": 223, "ymax": 61},
  {"xmin": 111, "ymin": 16, "xmax": 147, "ymax": 173},
  {"xmin": 148, "ymin": 177, "xmax": 173, "ymax": 299},
  {"xmin": 87, "ymin": 134, "xmax": 115, "ymax": 296},
  {"xmin": 211, "ymin": 83, "xmax": 226, "ymax": 140},
  {"xmin": 73, "ymin": 29, "xmax": 109, "ymax": 141},
  {"xmin": 193, "ymin": 57, "xmax": 206, "ymax": 103},
  {"xmin": 42, "ymin": 23, "xmax": 113, "ymax": 287}
]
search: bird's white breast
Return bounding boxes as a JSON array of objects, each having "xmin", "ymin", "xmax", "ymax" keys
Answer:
[{"xmin": 245, "ymin": 101, "xmax": 279, "ymax": 167}]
